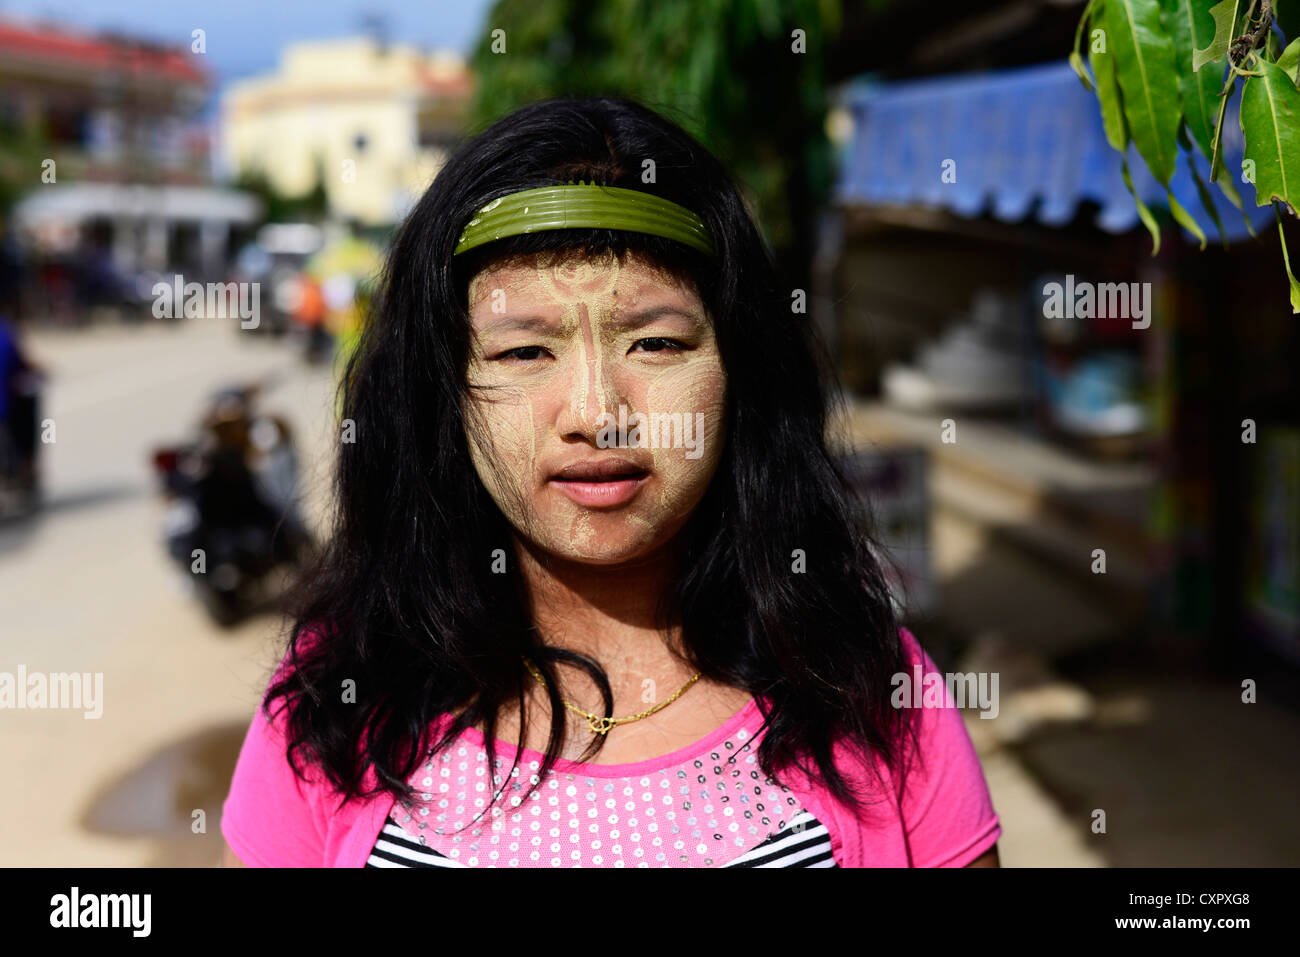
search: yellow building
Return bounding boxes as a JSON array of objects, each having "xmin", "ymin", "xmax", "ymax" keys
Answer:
[{"xmin": 221, "ymin": 36, "xmax": 472, "ymax": 226}]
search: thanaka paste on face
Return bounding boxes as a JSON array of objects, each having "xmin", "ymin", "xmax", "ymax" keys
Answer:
[{"xmin": 463, "ymin": 249, "xmax": 727, "ymax": 565}]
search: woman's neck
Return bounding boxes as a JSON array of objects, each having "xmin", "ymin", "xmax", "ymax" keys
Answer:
[
  {"xmin": 513, "ymin": 532, "xmax": 687, "ymax": 688},
  {"xmin": 481, "ymin": 532, "xmax": 749, "ymax": 764}
]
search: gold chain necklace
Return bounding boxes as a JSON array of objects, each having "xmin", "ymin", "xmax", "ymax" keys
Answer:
[{"xmin": 522, "ymin": 656, "xmax": 702, "ymax": 736}]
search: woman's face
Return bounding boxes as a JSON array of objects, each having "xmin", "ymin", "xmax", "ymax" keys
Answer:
[{"xmin": 463, "ymin": 248, "xmax": 727, "ymax": 565}]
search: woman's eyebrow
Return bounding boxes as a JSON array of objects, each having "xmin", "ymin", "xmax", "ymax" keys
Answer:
[
  {"xmin": 478, "ymin": 305, "xmax": 705, "ymax": 335},
  {"xmin": 476, "ymin": 314, "xmax": 561, "ymax": 335},
  {"xmin": 611, "ymin": 304, "xmax": 706, "ymax": 330}
]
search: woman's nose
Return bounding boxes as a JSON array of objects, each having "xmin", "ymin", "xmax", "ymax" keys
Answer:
[{"xmin": 555, "ymin": 344, "xmax": 624, "ymax": 440}]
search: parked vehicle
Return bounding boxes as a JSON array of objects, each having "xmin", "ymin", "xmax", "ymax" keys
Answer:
[{"xmin": 151, "ymin": 381, "xmax": 315, "ymax": 626}]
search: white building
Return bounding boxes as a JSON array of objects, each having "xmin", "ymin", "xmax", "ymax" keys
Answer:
[{"xmin": 221, "ymin": 36, "xmax": 473, "ymax": 226}]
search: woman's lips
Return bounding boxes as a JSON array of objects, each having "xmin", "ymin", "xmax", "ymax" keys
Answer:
[{"xmin": 549, "ymin": 470, "xmax": 650, "ymax": 507}]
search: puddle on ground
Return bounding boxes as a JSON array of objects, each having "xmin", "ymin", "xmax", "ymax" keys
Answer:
[{"xmin": 80, "ymin": 721, "xmax": 249, "ymax": 866}]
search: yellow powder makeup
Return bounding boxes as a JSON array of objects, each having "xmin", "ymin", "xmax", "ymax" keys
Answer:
[{"xmin": 462, "ymin": 249, "xmax": 726, "ymax": 565}]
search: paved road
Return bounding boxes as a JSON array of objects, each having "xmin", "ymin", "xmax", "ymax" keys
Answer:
[{"xmin": 0, "ymin": 317, "xmax": 337, "ymax": 865}]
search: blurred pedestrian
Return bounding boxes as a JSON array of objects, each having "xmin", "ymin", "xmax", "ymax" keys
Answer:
[
  {"xmin": 293, "ymin": 273, "xmax": 331, "ymax": 363},
  {"xmin": 0, "ymin": 306, "xmax": 44, "ymax": 506}
]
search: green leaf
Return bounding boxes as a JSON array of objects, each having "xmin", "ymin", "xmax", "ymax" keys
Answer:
[
  {"xmin": 1277, "ymin": 206, "xmax": 1300, "ymax": 312},
  {"xmin": 1267, "ymin": 29, "xmax": 1283, "ymax": 62},
  {"xmin": 1092, "ymin": 19, "xmax": 1130, "ymax": 150},
  {"xmin": 1181, "ymin": 124, "xmax": 1231, "ymax": 244},
  {"xmin": 1106, "ymin": 0, "xmax": 1184, "ymax": 184},
  {"xmin": 1217, "ymin": 162, "xmax": 1246, "ymax": 206},
  {"xmin": 1240, "ymin": 56, "xmax": 1300, "ymax": 208},
  {"xmin": 1072, "ymin": 0, "xmax": 1100, "ymax": 91},
  {"xmin": 1070, "ymin": 51, "xmax": 1095, "ymax": 91},
  {"xmin": 1210, "ymin": 73, "xmax": 1235, "ymax": 179},
  {"xmin": 1093, "ymin": 9, "xmax": 1163, "ymax": 254},
  {"xmin": 1203, "ymin": 78, "xmax": 1256, "ymax": 232},
  {"xmin": 1167, "ymin": 188, "xmax": 1210, "ymax": 248},
  {"xmin": 1123, "ymin": 157, "xmax": 1164, "ymax": 254},
  {"xmin": 1278, "ymin": 38, "xmax": 1300, "ymax": 83},
  {"xmin": 1171, "ymin": 0, "xmax": 1227, "ymax": 159},
  {"xmin": 1193, "ymin": 0, "xmax": 1239, "ymax": 71}
]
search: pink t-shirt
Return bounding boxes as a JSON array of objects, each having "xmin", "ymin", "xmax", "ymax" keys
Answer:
[
  {"xmin": 370, "ymin": 695, "xmax": 831, "ymax": 867},
  {"xmin": 220, "ymin": 627, "xmax": 1001, "ymax": 867}
]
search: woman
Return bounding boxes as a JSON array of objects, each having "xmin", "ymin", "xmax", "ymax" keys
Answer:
[{"xmin": 220, "ymin": 95, "xmax": 1001, "ymax": 868}]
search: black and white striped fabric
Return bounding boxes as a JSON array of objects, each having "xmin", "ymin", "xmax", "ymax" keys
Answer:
[{"xmin": 365, "ymin": 809, "xmax": 837, "ymax": 868}]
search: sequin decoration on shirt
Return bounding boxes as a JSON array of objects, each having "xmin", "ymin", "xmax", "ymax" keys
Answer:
[
  {"xmin": 364, "ymin": 707, "xmax": 838, "ymax": 867},
  {"xmin": 367, "ymin": 808, "xmax": 835, "ymax": 867}
]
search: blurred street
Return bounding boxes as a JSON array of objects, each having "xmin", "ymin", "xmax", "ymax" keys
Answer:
[
  {"xmin": 0, "ymin": 318, "xmax": 336, "ymax": 865},
  {"xmin": 2, "ymin": 316, "xmax": 1298, "ymax": 866},
  {"xmin": 2, "ymin": 316, "xmax": 1092, "ymax": 868},
  {"xmin": 7, "ymin": 317, "xmax": 1300, "ymax": 863}
]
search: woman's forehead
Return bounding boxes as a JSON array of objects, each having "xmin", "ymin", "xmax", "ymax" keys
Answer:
[{"xmin": 467, "ymin": 249, "xmax": 700, "ymax": 314}]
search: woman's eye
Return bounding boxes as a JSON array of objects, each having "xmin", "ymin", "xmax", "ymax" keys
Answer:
[
  {"xmin": 630, "ymin": 337, "xmax": 687, "ymax": 354},
  {"xmin": 495, "ymin": 346, "xmax": 549, "ymax": 362}
]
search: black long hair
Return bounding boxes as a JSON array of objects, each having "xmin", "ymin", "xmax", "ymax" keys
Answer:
[{"xmin": 265, "ymin": 94, "xmax": 918, "ymax": 826}]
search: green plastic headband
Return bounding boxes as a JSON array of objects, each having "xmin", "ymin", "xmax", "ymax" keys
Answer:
[{"xmin": 453, "ymin": 182, "xmax": 717, "ymax": 258}]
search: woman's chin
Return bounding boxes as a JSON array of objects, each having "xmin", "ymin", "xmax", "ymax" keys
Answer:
[
  {"xmin": 521, "ymin": 513, "xmax": 681, "ymax": 567},
  {"xmin": 537, "ymin": 534, "xmax": 664, "ymax": 567}
]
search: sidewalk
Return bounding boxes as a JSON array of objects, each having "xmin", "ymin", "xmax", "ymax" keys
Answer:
[{"xmin": 928, "ymin": 508, "xmax": 1300, "ymax": 867}]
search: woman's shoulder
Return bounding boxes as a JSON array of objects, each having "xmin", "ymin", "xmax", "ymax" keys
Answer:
[
  {"xmin": 777, "ymin": 626, "xmax": 1001, "ymax": 859},
  {"xmin": 221, "ymin": 679, "xmax": 330, "ymax": 866},
  {"xmin": 896, "ymin": 625, "xmax": 928, "ymax": 669},
  {"xmin": 872, "ymin": 626, "xmax": 1002, "ymax": 865},
  {"xmin": 220, "ymin": 626, "xmax": 376, "ymax": 866}
]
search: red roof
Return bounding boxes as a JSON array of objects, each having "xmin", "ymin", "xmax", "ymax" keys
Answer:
[
  {"xmin": 417, "ymin": 62, "xmax": 473, "ymax": 97},
  {"xmin": 0, "ymin": 17, "xmax": 207, "ymax": 85}
]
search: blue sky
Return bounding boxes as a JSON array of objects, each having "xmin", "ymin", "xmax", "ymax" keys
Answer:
[{"xmin": 0, "ymin": 0, "xmax": 495, "ymax": 94}]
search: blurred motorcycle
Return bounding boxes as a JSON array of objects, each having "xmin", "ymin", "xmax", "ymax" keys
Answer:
[{"xmin": 151, "ymin": 381, "xmax": 316, "ymax": 627}]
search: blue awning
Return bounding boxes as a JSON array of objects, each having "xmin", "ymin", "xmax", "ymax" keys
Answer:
[{"xmin": 834, "ymin": 59, "xmax": 1275, "ymax": 242}]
